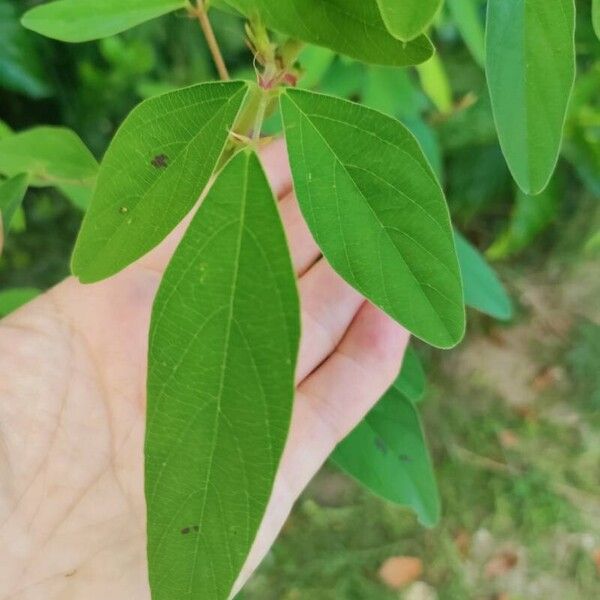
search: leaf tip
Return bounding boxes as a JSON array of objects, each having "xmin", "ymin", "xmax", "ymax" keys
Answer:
[{"xmin": 20, "ymin": 7, "xmax": 48, "ymax": 38}]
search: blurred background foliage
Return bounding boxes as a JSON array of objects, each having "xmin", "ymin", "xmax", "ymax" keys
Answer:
[{"xmin": 1, "ymin": 0, "xmax": 599, "ymax": 598}]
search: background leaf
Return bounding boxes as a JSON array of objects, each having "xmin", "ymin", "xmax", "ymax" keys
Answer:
[
  {"xmin": 297, "ymin": 45, "xmax": 336, "ymax": 90},
  {"xmin": 0, "ymin": 173, "xmax": 29, "ymax": 235},
  {"xmin": 362, "ymin": 67, "xmax": 427, "ymax": 121},
  {"xmin": 57, "ymin": 183, "xmax": 93, "ymax": 212},
  {"xmin": 486, "ymin": 0, "xmax": 576, "ymax": 194},
  {"xmin": 375, "ymin": 0, "xmax": 441, "ymax": 42},
  {"xmin": 594, "ymin": 0, "xmax": 600, "ymax": 40},
  {"xmin": 332, "ymin": 387, "xmax": 440, "ymax": 527},
  {"xmin": 223, "ymin": 0, "xmax": 433, "ymax": 67},
  {"xmin": 0, "ymin": 127, "xmax": 97, "ymax": 187},
  {"xmin": 394, "ymin": 346, "xmax": 426, "ymax": 403},
  {"xmin": 281, "ymin": 88, "xmax": 465, "ymax": 348},
  {"xmin": 146, "ymin": 150, "xmax": 300, "ymax": 599},
  {"xmin": 0, "ymin": 0, "xmax": 52, "ymax": 98},
  {"xmin": 447, "ymin": 0, "xmax": 485, "ymax": 67},
  {"xmin": 454, "ymin": 229, "xmax": 513, "ymax": 321},
  {"xmin": 487, "ymin": 181, "xmax": 559, "ymax": 260},
  {"xmin": 416, "ymin": 54, "xmax": 453, "ymax": 114},
  {"xmin": 71, "ymin": 80, "xmax": 249, "ymax": 283},
  {"xmin": 21, "ymin": 0, "xmax": 186, "ymax": 43},
  {"xmin": 0, "ymin": 120, "xmax": 12, "ymax": 140}
]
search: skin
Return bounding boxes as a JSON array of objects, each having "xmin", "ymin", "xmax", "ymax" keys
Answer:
[{"xmin": 0, "ymin": 141, "xmax": 408, "ymax": 599}]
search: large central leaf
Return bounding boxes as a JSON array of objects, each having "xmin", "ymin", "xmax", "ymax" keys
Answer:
[
  {"xmin": 72, "ymin": 81, "xmax": 249, "ymax": 283},
  {"xmin": 486, "ymin": 0, "xmax": 576, "ymax": 194},
  {"xmin": 224, "ymin": 0, "xmax": 433, "ymax": 67},
  {"xmin": 146, "ymin": 149, "xmax": 300, "ymax": 599},
  {"xmin": 281, "ymin": 88, "xmax": 465, "ymax": 348},
  {"xmin": 21, "ymin": 0, "xmax": 186, "ymax": 43}
]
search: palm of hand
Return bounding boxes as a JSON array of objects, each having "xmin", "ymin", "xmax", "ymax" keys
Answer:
[{"xmin": 0, "ymin": 143, "xmax": 407, "ymax": 599}]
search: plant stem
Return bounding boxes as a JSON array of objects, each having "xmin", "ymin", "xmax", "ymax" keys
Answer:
[
  {"xmin": 195, "ymin": 1, "xmax": 229, "ymax": 81},
  {"xmin": 252, "ymin": 91, "xmax": 268, "ymax": 144}
]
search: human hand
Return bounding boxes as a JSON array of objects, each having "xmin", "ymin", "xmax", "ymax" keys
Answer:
[{"xmin": 0, "ymin": 140, "xmax": 408, "ymax": 599}]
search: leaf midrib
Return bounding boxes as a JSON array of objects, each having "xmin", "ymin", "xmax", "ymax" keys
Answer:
[
  {"xmin": 186, "ymin": 153, "xmax": 249, "ymax": 596},
  {"xmin": 148, "ymin": 158, "xmax": 250, "ymax": 594}
]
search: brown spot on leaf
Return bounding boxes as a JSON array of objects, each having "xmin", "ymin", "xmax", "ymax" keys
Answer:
[
  {"xmin": 151, "ymin": 154, "xmax": 169, "ymax": 168},
  {"xmin": 181, "ymin": 525, "xmax": 200, "ymax": 535},
  {"xmin": 375, "ymin": 437, "xmax": 387, "ymax": 454}
]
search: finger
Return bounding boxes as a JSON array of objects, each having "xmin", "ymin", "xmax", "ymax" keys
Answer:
[
  {"xmin": 232, "ymin": 305, "xmax": 409, "ymax": 596},
  {"xmin": 279, "ymin": 190, "xmax": 320, "ymax": 275},
  {"xmin": 295, "ymin": 259, "xmax": 363, "ymax": 383},
  {"xmin": 298, "ymin": 302, "xmax": 409, "ymax": 443},
  {"xmin": 260, "ymin": 138, "xmax": 293, "ymax": 199}
]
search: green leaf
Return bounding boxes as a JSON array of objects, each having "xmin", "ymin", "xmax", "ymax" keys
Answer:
[
  {"xmin": 21, "ymin": 0, "xmax": 185, "ymax": 43},
  {"xmin": 332, "ymin": 387, "xmax": 440, "ymax": 527},
  {"xmin": 0, "ymin": 120, "xmax": 12, "ymax": 140},
  {"xmin": 447, "ymin": 0, "xmax": 485, "ymax": 67},
  {"xmin": 298, "ymin": 45, "xmax": 335, "ymax": 90},
  {"xmin": 0, "ymin": 0, "xmax": 53, "ymax": 98},
  {"xmin": 594, "ymin": 0, "xmax": 600, "ymax": 40},
  {"xmin": 360, "ymin": 71, "xmax": 443, "ymax": 180},
  {"xmin": 394, "ymin": 346, "xmax": 426, "ymax": 403},
  {"xmin": 0, "ymin": 288, "xmax": 40, "ymax": 318},
  {"xmin": 224, "ymin": 0, "xmax": 433, "ymax": 67},
  {"xmin": 416, "ymin": 54, "xmax": 453, "ymax": 114},
  {"xmin": 376, "ymin": 0, "xmax": 442, "ymax": 42},
  {"xmin": 486, "ymin": 0, "xmax": 576, "ymax": 194},
  {"xmin": 362, "ymin": 67, "xmax": 427, "ymax": 121},
  {"xmin": 58, "ymin": 183, "xmax": 94, "ymax": 212},
  {"xmin": 319, "ymin": 58, "xmax": 365, "ymax": 99},
  {"xmin": 281, "ymin": 88, "xmax": 465, "ymax": 348},
  {"xmin": 0, "ymin": 127, "xmax": 98, "ymax": 187},
  {"xmin": 405, "ymin": 118, "xmax": 443, "ymax": 183},
  {"xmin": 146, "ymin": 150, "xmax": 299, "ymax": 599},
  {"xmin": 454, "ymin": 230, "xmax": 513, "ymax": 321},
  {"xmin": 71, "ymin": 81, "xmax": 249, "ymax": 283},
  {"xmin": 585, "ymin": 230, "xmax": 600, "ymax": 255},
  {"xmin": 0, "ymin": 173, "xmax": 29, "ymax": 235},
  {"xmin": 487, "ymin": 181, "xmax": 559, "ymax": 260}
]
